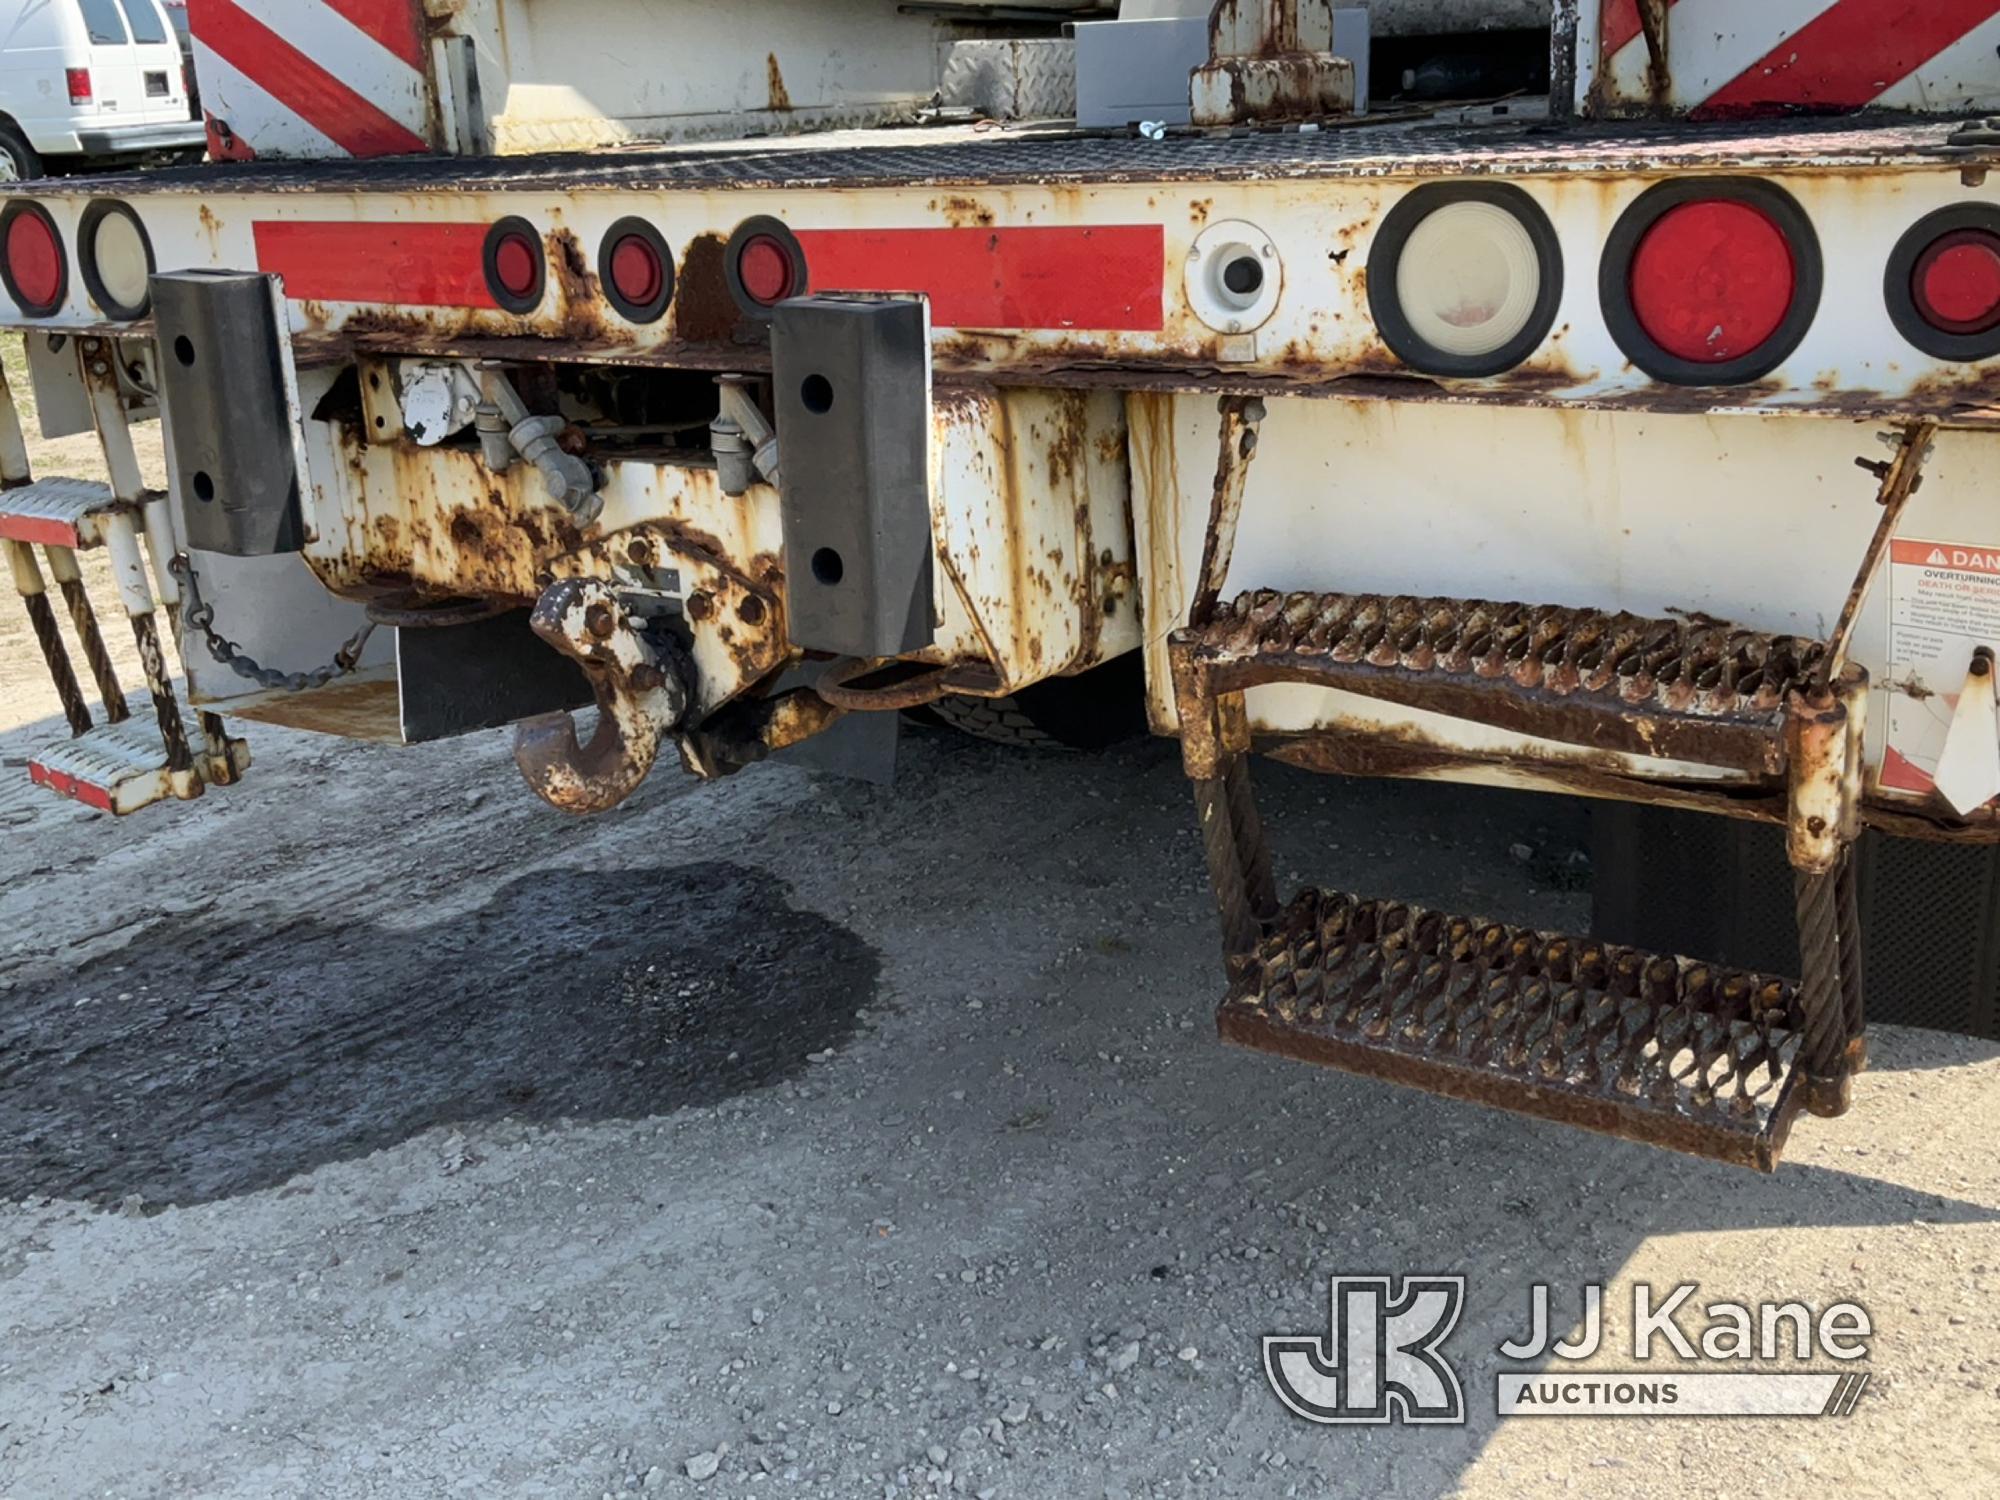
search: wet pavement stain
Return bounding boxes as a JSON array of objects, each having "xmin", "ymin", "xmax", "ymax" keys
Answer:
[{"xmin": 0, "ymin": 862, "xmax": 878, "ymax": 1208}]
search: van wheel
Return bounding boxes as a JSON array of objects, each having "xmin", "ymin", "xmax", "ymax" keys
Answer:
[
  {"xmin": 0, "ymin": 125, "xmax": 42, "ymax": 181},
  {"xmin": 923, "ymin": 654, "xmax": 1148, "ymax": 751}
]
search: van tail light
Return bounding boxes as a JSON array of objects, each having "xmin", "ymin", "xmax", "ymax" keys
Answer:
[
  {"xmin": 66, "ymin": 68, "xmax": 93, "ymax": 106},
  {"xmin": 1600, "ymin": 179, "xmax": 1822, "ymax": 386}
]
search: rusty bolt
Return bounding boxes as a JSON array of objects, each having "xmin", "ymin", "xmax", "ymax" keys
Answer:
[
  {"xmin": 738, "ymin": 595, "xmax": 767, "ymax": 626},
  {"xmin": 627, "ymin": 539, "xmax": 656, "ymax": 567},
  {"xmin": 686, "ymin": 591, "xmax": 715, "ymax": 622},
  {"xmin": 584, "ymin": 601, "xmax": 618, "ymax": 640},
  {"xmin": 630, "ymin": 663, "xmax": 667, "ymax": 692}
]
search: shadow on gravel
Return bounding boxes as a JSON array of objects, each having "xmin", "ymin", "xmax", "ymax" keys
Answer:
[{"xmin": 0, "ymin": 861, "xmax": 877, "ymax": 1208}]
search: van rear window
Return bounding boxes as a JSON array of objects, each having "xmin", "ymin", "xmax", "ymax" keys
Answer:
[
  {"xmin": 116, "ymin": 0, "xmax": 169, "ymax": 45},
  {"xmin": 76, "ymin": 0, "xmax": 129, "ymax": 45}
]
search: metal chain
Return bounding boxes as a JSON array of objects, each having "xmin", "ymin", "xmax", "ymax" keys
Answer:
[{"xmin": 168, "ymin": 552, "xmax": 376, "ymax": 694}]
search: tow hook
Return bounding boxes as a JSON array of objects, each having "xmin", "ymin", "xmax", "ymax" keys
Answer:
[{"xmin": 513, "ymin": 578, "xmax": 689, "ymax": 815}]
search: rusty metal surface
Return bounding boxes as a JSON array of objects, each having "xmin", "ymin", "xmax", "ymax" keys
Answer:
[
  {"xmin": 1179, "ymin": 590, "xmax": 1851, "ymax": 774},
  {"xmin": 6, "ymin": 119, "xmax": 1990, "ymax": 200},
  {"xmin": 1824, "ymin": 420, "xmax": 1937, "ymax": 685},
  {"xmin": 815, "ymin": 655, "xmax": 1005, "ymax": 712},
  {"xmin": 511, "ymin": 578, "xmax": 690, "ymax": 815},
  {"xmin": 1190, "ymin": 2, "xmax": 1357, "ymax": 128},
  {"xmin": 1188, "ymin": 396, "xmax": 1264, "ymax": 631},
  {"xmin": 1220, "ymin": 888, "xmax": 1808, "ymax": 1171}
]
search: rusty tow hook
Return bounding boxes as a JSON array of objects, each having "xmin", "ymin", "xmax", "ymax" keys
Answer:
[{"xmin": 513, "ymin": 578, "xmax": 689, "ymax": 815}]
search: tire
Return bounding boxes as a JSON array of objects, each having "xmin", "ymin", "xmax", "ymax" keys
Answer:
[
  {"xmin": 924, "ymin": 653, "xmax": 1148, "ymax": 751},
  {"xmin": 0, "ymin": 123, "xmax": 42, "ymax": 182}
]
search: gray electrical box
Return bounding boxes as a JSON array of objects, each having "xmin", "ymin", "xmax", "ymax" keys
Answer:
[{"xmin": 771, "ymin": 296, "xmax": 935, "ymax": 659}]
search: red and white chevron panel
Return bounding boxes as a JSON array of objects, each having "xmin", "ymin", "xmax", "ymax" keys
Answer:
[
  {"xmin": 187, "ymin": 0, "xmax": 435, "ymax": 160},
  {"xmin": 1583, "ymin": 0, "xmax": 2000, "ymax": 118}
]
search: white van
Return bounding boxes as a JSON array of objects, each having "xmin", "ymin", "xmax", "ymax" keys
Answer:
[{"xmin": 0, "ymin": 0, "xmax": 202, "ymax": 178}]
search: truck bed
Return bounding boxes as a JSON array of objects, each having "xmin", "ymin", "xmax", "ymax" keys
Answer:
[{"xmin": 14, "ymin": 114, "xmax": 1995, "ymax": 197}]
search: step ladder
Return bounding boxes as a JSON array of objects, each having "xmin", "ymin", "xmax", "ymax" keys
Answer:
[
  {"xmin": 1168, "ymin": 401, "xmax": 1869, "ymax": 1172},
  {"xmin": 1, "ymin": 338, "xmax": 247, "ymax": 815}
]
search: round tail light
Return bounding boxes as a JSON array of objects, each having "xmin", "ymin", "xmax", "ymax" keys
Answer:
[
  {"xmin": 1886, "ymin": 205, "xmax": 2000, "ymax": 362},
  {"xmin": 1, "ymin": 203, "xmax": 67, "ymax": 317},
  {"xmin": 1602, "ymin": 179, "xmax": 1820, "ymax": 386},
  {"xmin": 1368, "ymin": 183, "xmax": 1563, "ymax": 378},
  {"xmin": 483, "ymin": 217, "xmax": 545, "ymax": 314},
  {"xmin": 79, "ymin": 200, "xmax": 154, "ymax": 320},
  {"xmin": 598, "ymin": 217, "xmax": 675, "ymax": 324},
  {"xmin": 725, "ymin": 217, "xmax": 808, "ymax": 317}
]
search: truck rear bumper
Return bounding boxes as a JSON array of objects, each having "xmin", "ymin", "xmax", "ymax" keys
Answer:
[{"xmin": 72, "ymin": 122, "xmax": 205, "ymax": 157}]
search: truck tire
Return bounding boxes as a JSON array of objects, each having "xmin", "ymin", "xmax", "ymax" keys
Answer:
[
  {"xmin": 924, "ymin": 653, "xmax": 1147, "ymax": 751},
  {"xmin": 0, "ymin": 123, "xmax": 42, "ymax": 181}
]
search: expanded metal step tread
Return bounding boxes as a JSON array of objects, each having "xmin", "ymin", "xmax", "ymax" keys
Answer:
[
  {"xmin": 1220, "ymin": 890, "xmax": 1808, "ymax": 1171},
  {"xmin": 1178, "ymin": 590, "xmax": 1836, "ymax": 772},
  {"xmin": 0, "ymin": 477, "xmax": 121, "ymax": 549}
]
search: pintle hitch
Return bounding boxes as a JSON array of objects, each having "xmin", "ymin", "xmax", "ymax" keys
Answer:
[{"xmin": 513, "ymin": 578, "xmax": 689, "ymax": 815}]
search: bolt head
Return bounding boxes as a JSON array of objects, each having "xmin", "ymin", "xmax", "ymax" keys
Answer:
[{"xmin": 583, "ymin": 601, "xmax": 617, "ymax": 640}]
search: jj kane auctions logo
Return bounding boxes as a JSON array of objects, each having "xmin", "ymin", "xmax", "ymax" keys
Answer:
[{"xmin": 1266, "ymin": 1276, "xmax": 1873, "ymax": 1423}]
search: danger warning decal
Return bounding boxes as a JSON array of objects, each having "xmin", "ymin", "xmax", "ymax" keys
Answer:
[{"xmin": 1882, "ymin": 537, "xmax": 2000, "ymax": 800}]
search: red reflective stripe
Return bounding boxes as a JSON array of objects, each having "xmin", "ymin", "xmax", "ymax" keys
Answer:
[
  {"xmin": 29, "ymin": 762, "xmax": 116, "ymax": 812},
  {"xmin": 254, "ymin": 221, "xmax": 497, "ymax": 307},
  {"xmin": 321, "ymin": 0, "xmax": 426, "ymax": 71},
  {"xmin": 0, "ymin": 515, "xmax": 82, "ymax": 547},
  {"xmin": 1599, "ymin": 0, "xmax": 1682, "ymax": 59},
  {"xmin": 791, "ymin": 226, "xmax": 1164, "ymax": 331},
  {"xmin": 1696, "ymin": 0, "xmax": 2000, "ymax": 117},
  {"xmin": 188, "ymin": 0, "xmax": 428, "ymax": 157}
]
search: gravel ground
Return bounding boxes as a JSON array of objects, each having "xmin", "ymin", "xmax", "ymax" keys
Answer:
[{"xmin": 1, "ymin": 379, "xmax": 1998, "ymax": 1500}]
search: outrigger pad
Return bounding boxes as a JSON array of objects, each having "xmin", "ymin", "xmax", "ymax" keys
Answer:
[
  {"xmin": 771, "ymin": 294, "xmax": 934, "ymax": 659},
  {"xmin": 1220, "ymin": 890, "xmax": 1809, "ymax": 1171},
  {"xmin": 153, "ymin": 270, "xmax": 305, "ymax": 558}
]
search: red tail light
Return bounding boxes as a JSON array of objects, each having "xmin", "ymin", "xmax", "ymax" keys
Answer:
[
  {"xmin": 66, "ymin": 67, "xmax": 93, "ymax": 106},
  {"xmin": 739, "ymin": 238, "xmax": 794, "ymax": 304},
  {"xmin": 1601, "ymin": 180, "xmax": 1821, "ymax": 386},
  {"xmin": 598, "ymin": 218, "xmax": 674, "ymax": 324},
  {"xmin": 1912, "ymin": 229, "xmax": 2000, "ymax": 336},
  {"xmin": 0, "ymin": 204, "xmax": 67, "ymax": 316},
  {"xmin": 1628, "ymin": 201, "xmax": 1795, "ymax": 364},
  {"xmin": 1885, "ymin": 206, "xmax": 2000, "ymax": 362},
  {"xmin": 726, "ymin": 218, "xmax": 808, "ymax": 317},
  {"xmin": 481, "ymin": 218, "xmax": 545, "ymax": 314}
]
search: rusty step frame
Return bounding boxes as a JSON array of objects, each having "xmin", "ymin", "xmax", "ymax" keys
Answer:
[
  {"xmin": 1167, "ymin": 397, "xmax": 1871, "ymax": 1170},
  {"xmin": 1222, "ymin": 890, "xmax": 1809, "ymax": 1170}
]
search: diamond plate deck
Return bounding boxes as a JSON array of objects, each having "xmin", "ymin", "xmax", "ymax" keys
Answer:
[
  {"xmin": 4, "ymin": 118, "xmax": 1987, "ymax": 198},
  {"xmin": 1178, "ymin": 590, "xmax": 1838, "ymax": 774},
  {"xmin": 0, "ymin": 477, "xmax": 119, "ymax": 549},
  {"xmin": 1221, "ymin": 890, "xmax": 1808, "ymax": 1170}
]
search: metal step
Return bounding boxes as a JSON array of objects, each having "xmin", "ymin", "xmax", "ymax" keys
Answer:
[
  {"xmin": 1180, "ymin": 591, "xmax": 1834, "ymax": 772},
  {"xmin": 27, "ymin": 717, "xmax": 248, "ymax": 816},
  {"xmin": 1219, "ymin": 889, "xmax": 1808, "ymax": 1171},
  {"xmin": 0, "ymin": 476, "xmax": 123, "ymax": 550}
]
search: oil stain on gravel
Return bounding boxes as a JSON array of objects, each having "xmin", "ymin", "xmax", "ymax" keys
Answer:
[{"xmin": 0, "ymin": 862, "xmax": 877, "ymax": 1207}]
